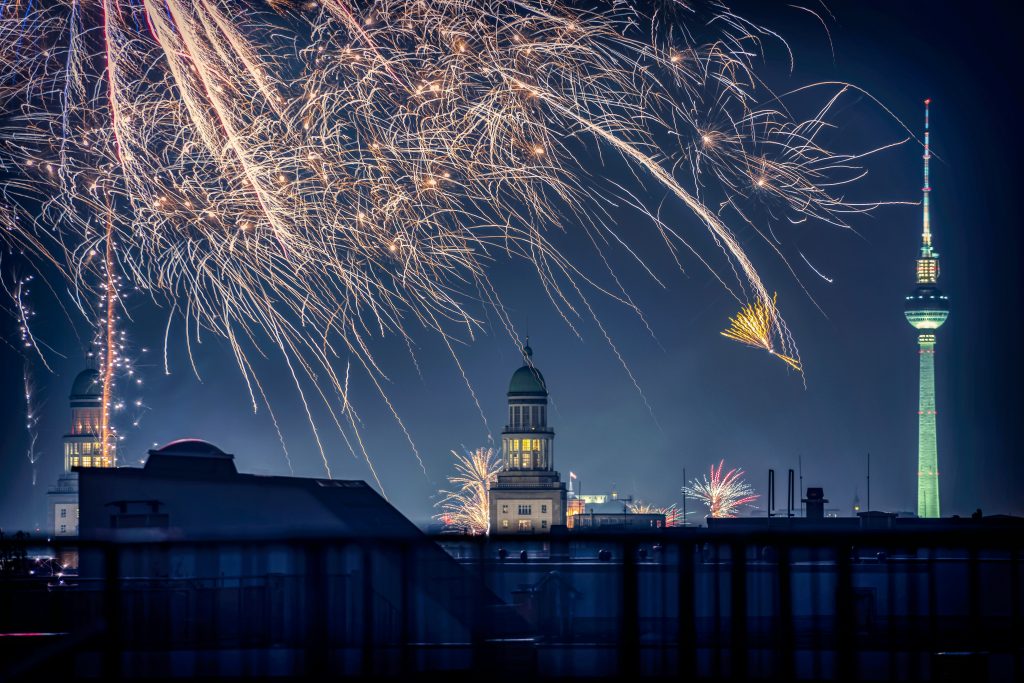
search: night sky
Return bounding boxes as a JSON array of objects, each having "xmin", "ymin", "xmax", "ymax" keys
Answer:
[{"xmin": 2, "ymin": 1, "xmax": 1022, "ymax": 530}]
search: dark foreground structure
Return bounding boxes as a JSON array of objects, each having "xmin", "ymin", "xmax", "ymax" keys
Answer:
[
  {"xmin": 2, "ymin": 522, "xmax": 1022, "ymax": 681},
  {"xmin": 1, "ymin": 441, "xmax": 1021, "ymax": 680}
]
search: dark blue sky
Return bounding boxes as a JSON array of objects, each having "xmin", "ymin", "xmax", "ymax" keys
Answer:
[{"xmin": 2, "ymin": 1, "xmax": 1022, "ymax": 529}]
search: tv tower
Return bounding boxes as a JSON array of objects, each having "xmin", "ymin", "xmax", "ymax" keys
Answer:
[{"xmin": 904, "ymin": 99, "xmax": 949, "ymax": 518}]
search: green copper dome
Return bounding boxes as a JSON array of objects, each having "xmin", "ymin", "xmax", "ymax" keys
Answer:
[
  {"xmin": 509, "ymin": 365, "xmax": 547, "ymax": 396},
  {"xmin": 508, "ymin": 343, "xmax": 547, "ymax": 396},
  {"xmin": 70, "ymin": 368, "xmax": 102, "ymax": 399}
]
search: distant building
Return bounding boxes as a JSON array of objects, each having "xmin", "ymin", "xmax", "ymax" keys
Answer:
[
  {"xmin": 567, "ymin": 488, "xmax": 666, "ymax": 531},
  {"xmin": 46, "ymin": 367, "xmax": 115, "ymax": 539},
  {"xmin": 78, "ymin": 438, "xmax": 444, "ymax": 544},
  {"xmin": 489, "ymin": 343, "xmax": 567, "ymax": 533}
]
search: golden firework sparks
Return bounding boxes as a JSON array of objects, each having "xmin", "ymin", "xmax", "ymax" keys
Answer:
[
  {"xmin": 627, "ymin": 500, "xmax": 683, "ymax": 527},
  {"xmin": 722, "ymin": 293, "xmax": 802, "ymax": 372},
  {"xmin": 1, "ymin": 1, "xmax": 890, "ymax": 484},
  {"xmin": 435, "ymin": 446, "xmax": 502, "ymax": 535}
]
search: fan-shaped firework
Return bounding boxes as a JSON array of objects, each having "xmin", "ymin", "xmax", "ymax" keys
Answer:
[
  {"xmin": 435, "ymin": 446, "xmax": 501, "ymax": 535},
  {"xmin": 722, "ymin": 293, "xmax": 802, "ymax": 372},
  {"xmin": 683, "ymin": 459, "xmax": 759, "ymax": 518},
  {"xmin": 1, "ymin": 0, "xmax": 886, "ymax": 483}
]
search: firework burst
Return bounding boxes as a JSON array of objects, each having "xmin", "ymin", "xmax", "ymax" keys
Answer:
[
  {"xmin": 722, "ymin": 293, "xmax": 802, "ymax": 372},
  {"xmin": 435, "ymin": 446, "xmax": 501, "ymax": 535},
  {"xmin": 1, "ymin": 0, "xmax": 890, "ymax": 484},
  {"xmin": 683, "ymin": 459, "xmax": 759, "ymax": 518}
]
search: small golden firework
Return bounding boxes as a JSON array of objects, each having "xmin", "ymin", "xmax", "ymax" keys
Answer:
[
  {"xmin": 435, "ymin": 447, "xmax": 502, "ymax": 535},
  {"xmin": 627, "ymin": 500, "xmax": 683, "ymax": 527},
  {"xmin": 722, "ymin": 294, "xmax": 802, "ymax": 372}
]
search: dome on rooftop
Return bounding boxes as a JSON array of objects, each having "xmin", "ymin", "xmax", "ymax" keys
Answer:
[
  {"xmin": 509, "ymin": 365, "xmax": 547, "ymax": 396},
  {"xmin": 70, "ymin": 368, "xmax": 102, "ymax": 400},
  {"xmin": 508, "ymin": 343, "xmax": 547, "ymax": 396},
  {"xmin": 148, "ymin": 438, "xmax": 232, "ymax": 459}
]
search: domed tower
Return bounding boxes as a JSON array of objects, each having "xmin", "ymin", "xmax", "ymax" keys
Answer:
[
  {"xmin": 904, "ymin": 100, "xmax": 949, "ymax": 518},
  {"xmin": 48, "ymin": 366, "xmax": 115, "ymax": 540},
  {"xmin": 65, "ymin": 368, "xmax": 115, "ymax": 469},
  {"xmin": 489, "ymin": 342, "xmax": 567, "ymax": 533}
]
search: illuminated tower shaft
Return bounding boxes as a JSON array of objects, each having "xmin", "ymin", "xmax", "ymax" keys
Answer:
[
  {"xmin": 916, "ymin": 332, "xmax": 939, "ymax": 517},
  {"xmin": 904, "ymin": 100, "xmax": 949, "ymax": 518}
]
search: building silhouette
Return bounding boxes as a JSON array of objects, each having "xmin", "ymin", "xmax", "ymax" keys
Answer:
[
  {"xmin": 489, "ymin": 342, "xmax": 567, "ymax": 533},
  {"xmin": 904, "ymin": 100, "xmax": 950, "ymax": 518}
]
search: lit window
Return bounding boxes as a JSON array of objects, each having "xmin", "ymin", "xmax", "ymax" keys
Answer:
[
  {"xmin": 502, "ymin": 520, "xmax": 509, "ymax": 529},
  {"xmin": 518, "ymin": 520, "xmax": 531, "ymax": 531},
  {"xmin": 522, "ymin": 453, "xmax": 531, "ymax": 468}
]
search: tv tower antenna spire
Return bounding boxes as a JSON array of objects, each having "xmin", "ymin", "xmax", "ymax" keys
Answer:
[{"xmin": 922, "ymin": 98, "xmax": 933, "ymax": 252}]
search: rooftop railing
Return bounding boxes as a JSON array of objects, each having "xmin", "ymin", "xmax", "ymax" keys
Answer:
[{"xmin": 0, "ymin": 526, "xmax": 1020, "ymax": 681}]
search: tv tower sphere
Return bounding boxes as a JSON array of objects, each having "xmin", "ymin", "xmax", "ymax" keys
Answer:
[{"xmin": 904, "ymin": 284, "xmax": 949, "ymax": 330}]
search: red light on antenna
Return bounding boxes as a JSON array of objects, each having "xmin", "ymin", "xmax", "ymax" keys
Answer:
[{"xmin": 924, "ymin": 98, "xmax": 931, "ymax": 105}]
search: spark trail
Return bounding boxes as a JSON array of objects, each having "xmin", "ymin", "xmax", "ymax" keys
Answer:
[{"xmin": 1, "ymin": 0, "xmax": 890, "ymax": 484}]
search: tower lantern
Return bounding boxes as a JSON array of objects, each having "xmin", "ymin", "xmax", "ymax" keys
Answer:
[{"xmin": 904, "ymin": 99, "xmax": 949, "ymax": 518}]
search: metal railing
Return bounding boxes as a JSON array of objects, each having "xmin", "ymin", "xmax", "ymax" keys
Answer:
[{"xmin": 1, "ymin": 527, "xmax": 1021, "ymax": 681}]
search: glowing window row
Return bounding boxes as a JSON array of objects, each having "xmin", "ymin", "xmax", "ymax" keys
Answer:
[
  {"xmin": 67, "ymin": 455, "xmax": 112, "ymax": 469},
  {"xmin": 509, "ymin": 438, "xmax": 543, "ymax": 451},
  {"xmin": 65, "ymin": 441, "xmax": 103, "ymax": 456}
]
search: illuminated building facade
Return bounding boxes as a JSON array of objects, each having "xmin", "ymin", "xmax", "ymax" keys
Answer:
[
  {"xmin": 904, "ymin": 100, "xmax": 949, "ymax": 518},
  {"xmin": 489, "ymin": 343, "xmax": 567, "ymax": 533},
  {"xmin": 46, "ymin": 367, "xmax": 115, "ymax": 538}
]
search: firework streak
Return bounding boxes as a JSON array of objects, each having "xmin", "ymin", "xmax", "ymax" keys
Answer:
[{"xmin": 2, "ymin": 1, "xmax": 885, "ymax": 482}]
